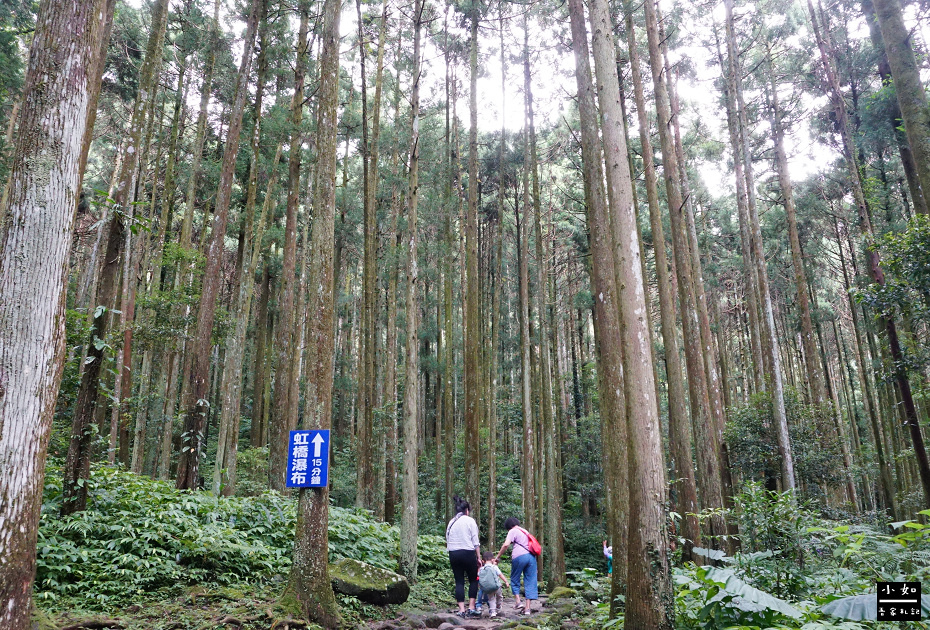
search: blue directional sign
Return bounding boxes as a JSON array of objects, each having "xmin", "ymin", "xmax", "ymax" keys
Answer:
[{"xmin": 286, "ymin": 430, "xmax": 329, "ymax": 488}]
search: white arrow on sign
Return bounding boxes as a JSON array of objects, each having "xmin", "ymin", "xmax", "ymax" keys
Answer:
[{"xmin": 312, "ymin": 432, "xmax": 325, "ymax": 458}]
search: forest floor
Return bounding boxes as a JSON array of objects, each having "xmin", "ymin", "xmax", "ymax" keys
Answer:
[
  {"xmin": 37, "ymin": 586, "xmax": 590, "ymax": 630},
  {"xmin": 369, "ymin": 592, "xmax": 587, "ymax": 630},
  {"xmin": 35, "ymin": 582, "xmax": 307, "ymax": 630}
]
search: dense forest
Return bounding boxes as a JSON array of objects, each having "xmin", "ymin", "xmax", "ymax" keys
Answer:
[{"xmin": 2, "ymin": 0, "xmax": 930, "ymax": 627}]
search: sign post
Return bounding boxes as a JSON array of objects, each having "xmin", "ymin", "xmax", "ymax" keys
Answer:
[{"xmin": 286, "ymin": 429, "xmax": 330, "ymax": 488}]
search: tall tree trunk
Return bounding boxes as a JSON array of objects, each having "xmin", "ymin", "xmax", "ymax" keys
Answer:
[
  {"xmin": 175, "ymin": 2, "xmax": 261, "ymax": 490},
  {"xmin": 809, "ymin": 0, "xmax": 930, "ymax": 508},
  {"xmin": 281, "ymin": 0, "xmax": 342, "ymax": 620},
  {"xmin": 213, "ymin": 25, "xmax": 277, "ymax": 496},
  {"xmin": 269, "ymin": 1, "xmax": 310, "ymax": 492},
  {"xmin": 870, "ymin": 0, "xmax": 930, "ymax": 208},
  {"xmin": 568, "ymin": 0, "xmax": 628, "ymax": 603},
  {"xmin": 400, "ymin": 0, "xmax": 423, "ymax": 578},
  {"xmin": 861, "ymin": 0, "xmax": 927, "ymax": 214},
  {"xmin": 766, "ymin": 51, "xmax": 825, "ymax": 405},
  {"xmin": 251, "ymin": 264, "xmax": 273, "ymax": 448},
  {"xmin": 664, "ymin": 41, "xmax": 733, "ymax": 517},
  {"xmin": 442, "ymin": 72, "xmax": 456, "ymax": 523},
  {"xmin": 625, "ymin": 10, "xmax": 700, "ymax": 560},
  {"xmin": 464, "ymin": 0, "xmax": 482, "ymax": 520},
  {"xmin": 588, "ymin": 0, "xmax": 673, "ymax": 624},
  {"xmin": 519, "ymin": 20, "xmax": 563, "ymax": 586},
  {"xmin": 517, "ymin": 85, "xmax": 537, "ymax": 536},
  {"xmin": 383, "ymin": 33, "xmax": 403, "ymax": 523},
  {"xmin": 642, "ymin": 0, "xmax": 728, "ymax": 541},
  {"xmin": 835, "ymin": 217, "xmax": 897, "ymax": 515},
  {"xmin": 356, "ymin": 0, "xmax": 389, "ymax": 516},
  {"xmin": 725, "ymin": 0, "xmax": 795, "ymax": 492},
  {"xmin": 489, "ymin": 8, "xmax": 506, "ymax": 547},
  {"xmin": 356, "ymin": 0, "xmax": 374, "ymax": 512},
  {"xmin": 63, "ymin": 0, "xmax": 169, "ymax": 514},
  {"xmin": 0, "ymin": 0, "xmax": 109, "ymax": 624}
]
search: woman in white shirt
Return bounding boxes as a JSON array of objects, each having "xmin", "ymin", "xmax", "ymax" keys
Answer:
[{"xmin": 445, "ymin": 495, "xmax": 481, "ymax": 618}]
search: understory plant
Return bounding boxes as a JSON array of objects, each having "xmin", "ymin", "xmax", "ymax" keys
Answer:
[{"xmin": 36, "ymin": 463, "xmax": 444, "ymax": 609}]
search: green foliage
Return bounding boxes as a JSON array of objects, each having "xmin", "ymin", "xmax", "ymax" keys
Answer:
[
  {"xmin": 0, "ymin": 0, "xmax": 34, "ymax": 178},
  {"xmin": 50, "ymin": 309, "xmax": 94, "ymax": 456},
  {"xmin": 675, "ymin": 565, "xmax": 802, "ymax": 628},
  {"xmin": 730, "ymin": 482, "xmax": 815, "ymax": 597},
  {"xmin": 664, "ymin": 486, "xmax": 930, "ymax": 629},
  {"xmin": 726, "ymin": 391, "xmax": 846, "ymax": 498},
  {"xmin": 37, "ymin": 466, "xmax": 292, "ymax": 607},
  {"xmin": 233, "ymin": 446, "xmax": 269, "ymax": 497},
  {"xmin": 562, "ymin": 409, "xmax": 606, "ymax": 575},
  {"xmin": 36, "ymin": 464, "xmax": 446, "ymax": 610},
  {"xmin": 809, "ymin": 511, "xmax": 930, "ymax": 583},
  {"xmin": 858, "ymin": 215, "xmax": 930, "ymax": 381}
]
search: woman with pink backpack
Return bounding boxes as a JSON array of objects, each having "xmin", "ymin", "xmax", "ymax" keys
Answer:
[{"xmin": 493, "ymin": 517, "xmax": 540, "ymax": 616}]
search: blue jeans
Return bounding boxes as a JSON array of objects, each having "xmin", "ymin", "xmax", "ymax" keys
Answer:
[{"xmin": 510, "ymin": 554, "xmax": 538, "ymax": 600}]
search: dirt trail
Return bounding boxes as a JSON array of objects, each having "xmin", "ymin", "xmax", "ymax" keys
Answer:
[{"xmin": 368, "ymin": 593, "xmax": 584, "ymax": 630}]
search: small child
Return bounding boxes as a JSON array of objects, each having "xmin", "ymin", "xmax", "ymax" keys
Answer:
[
  {"xmin": 475, "ymin": 551, "xmax": 507, "ymax": 617},
  {"xmin": 603, "ymin": 540, "xmax": 613, "ymax": 575}
]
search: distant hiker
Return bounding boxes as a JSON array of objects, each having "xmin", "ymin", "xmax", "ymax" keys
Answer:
[
  {"xmin": 446, "ymin": 495, "xmax": 481, "ymax": 618},
  {"xmin": 476, "ymin": 551, "xmax": 507, "ymax": 618},
  {"xmin": 494, "ymin": 517, "xmax": 540, "ymax": 616},
  {"xmin": 602, "ymin": 540, "xmax": 613, "ymax": 574}
]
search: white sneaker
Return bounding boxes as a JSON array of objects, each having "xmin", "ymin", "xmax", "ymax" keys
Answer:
[{"xmin": 490, "ymin": 612, "xmax": 498, "ymax": 618}]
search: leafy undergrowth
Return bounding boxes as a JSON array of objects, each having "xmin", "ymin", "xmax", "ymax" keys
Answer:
[
  {"xmin": 35, "ymin": 464, "xmax": 448, "ymax": 627},
  {"xmin": 41, "ymin": 581, "xmax": 322, "ymax": 630},
  {"xmin": 574, "ymin": 484, "xmax": 930, "ymax": 629}
]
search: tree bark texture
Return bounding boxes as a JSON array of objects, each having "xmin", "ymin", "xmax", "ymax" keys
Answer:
[
  {"xmin": 270, "ymin": 2, "xmax": 310, "ymax": 493},
  {"xmin": 464, "ymin": 2, "xmax": 482, "ymax": 522},
  {"xmin": 587, "ymin": 0, "xmax": 673, "ymax": 624},
  {"xmin": 567, "ymin": 0, "xmax": 628, "ymax": 601},
  {"xmin": 282, "ymin": 0, "xmax": 342, "ymax": 621},
  {"xmin": 643, "ymin": 0, "xmax": 728, "ymax": 541},
  {"xmin": 870, "ymin": 0, "xmax": 930, "ymax": 210},
  {"xmin": 176, "ymin": 2, "xmax": 260, "ymax": 490},
  {"xmin": 625, "ymin": 10, "xmax": 701, "ymax": 560},
  {"xmin": 63, "ymin": 0, "xmax": 169, "ymax": 513},
  {"xmin": 0, "ymin": 0, "xmax": 108, "ymax": 625},
  {"xmin": 400, "ymin": 0, "xmax": 422, "ymax": 579}
]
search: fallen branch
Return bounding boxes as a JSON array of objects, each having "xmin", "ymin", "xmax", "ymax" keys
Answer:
[{"xmin": 216, "ymin": 613, "xmax": 261, "ymax": 626}]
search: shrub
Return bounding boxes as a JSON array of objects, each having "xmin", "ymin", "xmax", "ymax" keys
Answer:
[
  {"xmin": 36, "ymin": 464, "xmax": 445, "ymax": 608},
  {"xmin": 726, "ymin": 390, "xmax": 846, "ymax": 498}
]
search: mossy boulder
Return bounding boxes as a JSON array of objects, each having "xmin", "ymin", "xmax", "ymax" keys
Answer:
[
  {"xmin": 329, "ymin": 557, "xmax": 410, "ymax": 605},
  {"xmin": 547, "ymin": 586, "xmax": 577, "ymax": 602}
]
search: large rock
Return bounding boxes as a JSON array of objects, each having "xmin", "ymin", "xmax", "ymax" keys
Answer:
[
  {"xmin": 421, "ymin": 614, "xmax": 463, "ymax": 628},
  {"xmin": 329, "ymin": 557, "xmax": 410, "ymax": 605},
  {"xmin": 547, "ymin": 586, "xmax": 577, "ymax": 602}
]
